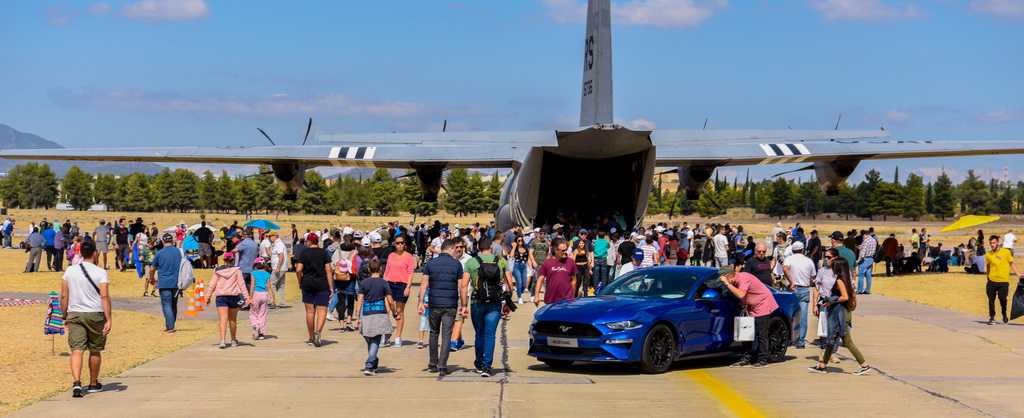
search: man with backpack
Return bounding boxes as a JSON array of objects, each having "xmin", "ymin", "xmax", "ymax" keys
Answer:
[{"xmin": 461, "ymin": 237, "xmax": 515, "ymax": 377}]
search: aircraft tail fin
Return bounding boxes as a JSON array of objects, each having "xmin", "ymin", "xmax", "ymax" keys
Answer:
[{"xmin": 579, "ymin": 0, "xmax": 614, "ymax": 127}]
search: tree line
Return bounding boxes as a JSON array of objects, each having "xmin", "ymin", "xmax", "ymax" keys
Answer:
[
  {"xmin": 647, "ymin": 168, "xmax": 1024, "ymax": 220},
  {"xmin": 0, "ymin": 163, "xmax": 503, "ymax": 217}
]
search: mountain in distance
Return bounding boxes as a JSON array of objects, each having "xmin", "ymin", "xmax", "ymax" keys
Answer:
[{"xmin": 0, "ymin": 124, "xmax": 164, "ymax": 176}]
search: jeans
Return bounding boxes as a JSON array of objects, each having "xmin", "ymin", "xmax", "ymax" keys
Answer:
[
  {"xmin": 884, "ymin": 256, "xmax": 898, "ymax": 276},
  {"xmin": 44, "ymin": 245, "xmax": 55, "ymax": 269},
  {"xmin": 511, "ymin": 262, "xmax": 528, "ymax": 298},
  {"xmin": 470, "ymin": 302, "xmax": 502, "ymax": 369},
  {"xmin": 428, "ymin": 306, "xmax": 457, "ymax": 371},
  {"xmin": 3, "ymin": 232, "xmax": 10, "ymax": 247},
  {"xmin": 159, "ymin": 288, "xmax": 180, "ymax": 330},
  {"xmin": 794, "ymin": 287, "xmax": 811, "ymax": 347},
  {"xmin": 593, "ymin": 258, "xmax": 610, "ymax": 289},
  {"xmin": 53, "ymin": 247, "xmax": 65, "ymax": 271},
  {"xmin": 857, "ymin": 258, "xmax": 874, "ymax": 293},
  {"xmin": 364, "ymin": 336, "xmax": 381, "ymax": 369}
]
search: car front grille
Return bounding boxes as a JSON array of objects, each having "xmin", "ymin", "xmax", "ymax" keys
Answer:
[{"xmin": 533, "ymin": 321, "xmax": 603, "ymax": 338}]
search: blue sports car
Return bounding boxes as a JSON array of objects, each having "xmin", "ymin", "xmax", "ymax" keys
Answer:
[{"xmin": 528, "ymin": 266, "xmax": 802, "ymax": 373}]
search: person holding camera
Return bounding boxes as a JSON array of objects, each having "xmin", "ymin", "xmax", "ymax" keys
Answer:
[{"xmin": 461, "ymin": 237, "xmax": 516, "ymax": 378}]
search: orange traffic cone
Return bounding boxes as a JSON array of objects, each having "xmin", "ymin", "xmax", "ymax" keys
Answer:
[
  {"xmin": 183, "ymin": 291, "xmax": 200, "ymax": 317},
  {"xmin": 194, "ymin": 280, "xmax": 205, "ymax": 312}
]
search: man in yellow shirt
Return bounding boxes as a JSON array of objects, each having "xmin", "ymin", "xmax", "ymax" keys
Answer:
[{"xmin": 984, "ymin": 235, "xmax": 1021, "ymax": 325}]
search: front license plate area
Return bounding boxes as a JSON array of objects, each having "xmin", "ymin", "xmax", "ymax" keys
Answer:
[{"xmin": 548, "ymin": 337, "xmax": 578, "ymax": 348}]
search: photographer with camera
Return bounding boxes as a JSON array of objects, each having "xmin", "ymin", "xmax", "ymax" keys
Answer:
[{"xmin": 460, "ymin": 236, "xmax": 516, "ymax": 378}]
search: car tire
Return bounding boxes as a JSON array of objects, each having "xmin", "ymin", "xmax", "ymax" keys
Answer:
[
  {"xmin": 541, "ymin": 359, "xmax": 574, "ymax": 369},
  {"xmin": 766, "ymin": 316, "xmax": 789, "ymax": 363},
  {"xmin": 639, "ymin": 324, "xmax": 675, "ymax": 374}
]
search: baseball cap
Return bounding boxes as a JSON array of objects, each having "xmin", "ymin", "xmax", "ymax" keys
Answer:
[
  {"xmin": 369, "ymin": 232, "xmax": 382, "ymax": 243},
  {"xmin": 136, "ymin": 217, "xmax": 143, "ymax": 222},
  {"xmin": 353, "ymin": 230, "xmax": 364, "ymax": 238},
  {"xmin": 306, "ymin": 233, "xmax": 319, "ymax": 243},
  {"xmin": 361, "ymin": 236, "xmax": 372, "ymax": 247},
  {"xmin": 632, "ymin": 248, "xmax": 645, "ymax": 260},
  {"xmin": 791, "ymin": 241, "xmax": 805, "ymax": 251},
  {"xmin": 161, "ymin": 233, "xmax": 173, "ymax": 242},
  {"xmin": 254, "ymin": 257, "xmax": 265, "ymax": 264},
  {"xmin": 830, "ymin": 231, "xmax": 844, "ymax": 241},
  {"xmin": 665, "ymin": 230, "xmax": 674, "ymax": 236},
  {"xmin": 552, "ymin": 223, "xmax": 563, "ymax": 229},
  {"xmin": 223, "ymin": 252, "xmax": 234, "ymax": 260},
  {"xmin": 342, "ymin": 226, "xmax": 354, "ymax": 235}
]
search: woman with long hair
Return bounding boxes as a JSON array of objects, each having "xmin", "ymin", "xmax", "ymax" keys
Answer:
[
  {"xmin": 510, "ymin": 236, "xmax": 530, "ymax": 303},
  {"xmin": 809, "ymin": 250, "xmax": 871, "ymax": 375},
  {"xmin": 573, "ymin": 237, "xmax": 593, "ymax": 297}
]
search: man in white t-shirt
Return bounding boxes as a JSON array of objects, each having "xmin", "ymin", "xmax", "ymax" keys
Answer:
[
  {"xmin": 60, "ymin": 240, "xmax": 111, "ymax": 398},
  {"xmin": 1003, "ymin": 230, "xmax": 1017, "ymax": 255},
  {"xmin": 430, "ymin": 229, "xmax": 448, "ymax": 258},
  {"xmin": 268, "ymin": 231, "xmax": 288, "ymax": 308},
  {"xmin": 783, "ymin": 241, "xmax": 816, "ymax": 349},
  {"xmin": 712, "ymin": 226, "xmax": 729, "ymax": 268}
]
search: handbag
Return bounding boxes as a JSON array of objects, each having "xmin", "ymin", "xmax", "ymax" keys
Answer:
[
  {"xmin": 235, "ymin": 293, "xmax": 247, "ymax": 307},
  {"xmin": 733, "ymin": 311, "xmax": 755, "ymax": 342}
]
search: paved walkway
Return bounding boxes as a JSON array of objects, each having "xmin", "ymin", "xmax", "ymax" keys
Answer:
[{"xmin": 12, "ymin": 290, "xmax": 1024, "ymax": 417}]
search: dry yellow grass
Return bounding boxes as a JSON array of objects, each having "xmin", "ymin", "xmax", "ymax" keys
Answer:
[
  {"xmin": 0, "ymin": 304, "xmax": 217, "ymax": 415},
  {"xmin": 873, "ymin": 271, "xmax": 1019, "ymax": 319}
]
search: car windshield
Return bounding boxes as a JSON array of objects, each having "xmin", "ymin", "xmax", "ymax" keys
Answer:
[{"xmin": 598, "ymin": 269, "xmax": 701, "ymax": 299}]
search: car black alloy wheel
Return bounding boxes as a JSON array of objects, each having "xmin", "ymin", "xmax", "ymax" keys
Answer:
[
  {"xmin": 766, "ymin": 316, "xmax": 789, "ymax": 363},
  {"xmin": 639, "ymin": 324, "xmax": 675, "ymax": 374}
]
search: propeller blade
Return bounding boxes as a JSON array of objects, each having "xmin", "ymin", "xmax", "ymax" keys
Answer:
[
  {"xmin": 842, "ymin": 188, "xmax": 859, "ymax": 204},
  {"xmin": 375, "ymin": 171, "xmax": 418, "ymax": 183},
  {"xmin": 442, "ymin": 119, "xmax": 447, "ymax": 132},
  {"xmin": 654, "ymin": 169, "xmax": 679, "ymax": 176},
  {"xmin": 835, "ymin": 113, "xmax": 843, "ymax": 130},
  {"xmin": 772, "ymin": 164, "xmax": 815, "ymax": 178},
  {"xmin": 257, "ymin": 128, "xmax": 276, "ymax": 146},
  {"xmin": 242, "ymin": 171, "xmax": 275, "ymax": 179},
  {"xmin": 668, "ymin": 184, "xmax": 681, "ymax": 219},
  {"xmin": 302, "ymin": 118, "xmax": 312, "ymax": 146}
]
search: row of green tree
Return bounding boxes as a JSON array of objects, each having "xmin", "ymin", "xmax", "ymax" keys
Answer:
[
  {"xmin": 647, "ymin": 168, "xmax": 1024, "ymax": 220},
  {"xmin": 0, "ymin": 163, "xmax": 504, "ymax": 216}
]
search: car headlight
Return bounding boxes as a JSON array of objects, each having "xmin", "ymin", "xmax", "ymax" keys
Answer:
[{"xmin": 602, "ymin": 320, "xmax": 643, "ymax": 331}]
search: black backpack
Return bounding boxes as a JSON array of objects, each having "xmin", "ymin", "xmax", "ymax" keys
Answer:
[
  {"xmin": 357, "ymin": 255, "xmax": 377, "ymax": 281},
  {"xmin": 473, "ymin": 255, "xmax": 503, "ymax": 303}
]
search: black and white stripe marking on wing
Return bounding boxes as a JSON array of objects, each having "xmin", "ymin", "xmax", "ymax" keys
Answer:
[
  {"xmin": 759, "ymin": 143, "xmax": 811, "ymax": 157},
  {"xmin": 329, "ymin": 146, "xmax": 377, "ymax": 160}
]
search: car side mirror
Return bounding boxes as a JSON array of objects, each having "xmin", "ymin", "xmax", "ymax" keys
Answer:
[{"xmin": 697, "ymin": 289, "xmax": 720, "ymax": 301}]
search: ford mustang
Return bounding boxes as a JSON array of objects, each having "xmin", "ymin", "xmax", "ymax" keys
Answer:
[{"xmin": 528, "ymin": 266, "xmax": 801, "ymax": 373}]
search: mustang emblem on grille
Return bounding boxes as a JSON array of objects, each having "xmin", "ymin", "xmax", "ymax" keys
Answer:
[{"xmin": 559, "ymin": 325, "xmax": 572, "ymax": 332}]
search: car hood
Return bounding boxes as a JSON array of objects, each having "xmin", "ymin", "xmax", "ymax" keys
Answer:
[{"xmin": 536, "ymin": 295, "xmax": 688, "ymax": 324}]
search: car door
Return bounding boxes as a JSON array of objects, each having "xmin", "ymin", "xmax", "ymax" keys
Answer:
[{"xmin": 668, "ymin": 276, "xmax": 739, "ymax": 355}]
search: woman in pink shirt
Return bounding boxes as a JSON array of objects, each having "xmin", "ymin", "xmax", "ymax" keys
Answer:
[{"xmin": 383, "ymin": 235, "xmax": 415, "ymax": 347}]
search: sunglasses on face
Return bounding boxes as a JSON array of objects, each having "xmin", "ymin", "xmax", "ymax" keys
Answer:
[
  {"xmin": 394, "ymin": 241, "xmax": 405, "ymax": 245},
  {"xmin": 824, "ymin": 256, "xmax": 835, "ymax": 260}
]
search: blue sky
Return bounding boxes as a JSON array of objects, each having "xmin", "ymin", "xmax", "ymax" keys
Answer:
[{"xmin": 1, "ymin": 0, "xmax": 1022, "ymax": 183}]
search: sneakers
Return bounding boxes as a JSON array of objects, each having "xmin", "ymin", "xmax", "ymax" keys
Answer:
[
  {"xmin": 87, "ymin": 382, "xmax": 103, "ymax": 393},
  {"xmin": 517, "ymin": 297, "xmax": 524, "ymax": 304},
  {"xmin": 988, "ymin": 317, "xmax": 996, "ymax": 325},
  {"xmin": 730, "ymin": 359, "xmax": 751, "ymax": 368},
  {"xmin": 231, "ymin": 340, "xmax": 240, "ymax": 347},
  {"xmin": 72, "ymin": 381, "xmax": 84, "ymax": 398},
  {"xmin": 417, "ymin": 340, "xmax": 425, "ymax": 349},
  {"xmin": 326, "ymin": 314, "xmax": 338, "ymax": 321},
  {"xmin": 808, "ymin": 365, "xmax": 828, "ymax": 374},
  {"xmin": 456, "ymin": 339, "xmax": 465, "ymax": 349},
  {"xmin": 1004, "ymin": 315, "xmax": 1010, "ymax": 324},
  {"xmin": 219, "ymin": 341, "xmax": 227, "ymax": 349},
  {"xmin": 480, "ymin": 367, "xmax": 492, "ymax": 378},
  {"xmin": 306, "ymin": 339, "xmax": 314, "ymax": 346},
  {"xmin": 394, "ymin": 337, "xmax": 403, "ymax": 347},
  {"xmin": 438, "ymin": 368, "xmax": 448, "ymax": 378},
  {"xmin": 362, "ymin": 368, "xmax": 377, "ymax": 376},
  {"xmin": 450, "ymin": 341, "xmax": 458, "ymax": 352},
  {"xmin": 313, "ymin": 331, "xmax": 322, "ymax": 347},
  {"xmin": 750, "ymin": 361, "xmax": 768, "ymax": 369},
  {"xmin": 345, "ymin": 322, "xmax": 357, "ymax": 331},
  {"xmin": 428, "ymin": 365, "xmax": 439, "ymax": 373},
  {"xmin": 853, "ymin": 365, "xmax": 872, "ymax": 376},
  {"xmin": 257, "ymin": 334, "xmax": 265, "ymax": 340},
  {"xmin": 253, "ymin": 325, "xmax": 259, "ymax": 340}
]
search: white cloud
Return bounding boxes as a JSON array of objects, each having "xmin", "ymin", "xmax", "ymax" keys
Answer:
[
  {"xmin": 972, "ymin": 109, "xmax": 1023, "ymax": 124},
  {"xmin": 121, "ymin": 0, "xmax": 210, "ymax": 22},
  {"xmin": 809, "ymin": 0, "xmax": 924, "ymax": 21},
  {"xmin": 49, "ymin": 88, "xmax": 507, "ymax": 119},
  {"xmin": 618, "ymin": 118, "xmax": 657, "ymax": 129},
  {"xmin": 879, "ymin": 109, "xmax": 912, "ymax": 125},
  {"xmin": 541, "ymin": 0, "xmax": 728, "ymax": 29},
  {"xmin": 969, "ymin": 0, "xmax": 1024, "ymax": 20},
  {"xmin": 914, "ymin": 166, "xmax": 964, "ymax": 183}
]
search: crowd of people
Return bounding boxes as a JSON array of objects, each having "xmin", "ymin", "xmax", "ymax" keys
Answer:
[{"xmin": 44, "ymin": 214, "xmax": 1021, "ymax": 394}]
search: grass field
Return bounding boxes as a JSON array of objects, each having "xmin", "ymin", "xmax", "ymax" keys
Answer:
[{"xmin": 1, "ymin": 208, "xmax": 1021, "ymax": 414}]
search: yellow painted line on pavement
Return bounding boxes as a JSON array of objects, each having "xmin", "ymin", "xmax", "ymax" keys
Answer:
[{"xmin": 685, "ymin": 370, "xmax": 765, "ymax": 418}]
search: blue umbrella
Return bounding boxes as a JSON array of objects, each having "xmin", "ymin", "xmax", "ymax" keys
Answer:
[{"xmin": 244, "ymin": 219, "xmax": 279, "ymax": 230}]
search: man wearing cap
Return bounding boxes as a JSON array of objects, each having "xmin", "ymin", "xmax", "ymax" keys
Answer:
[
  {"xmin": 150, "ymin": 233, "xmax": 183, "ymax": 333},
  {"xmin": 232, "ymin": 229, "xmax": 259, "ymax": 294},
  {"xmin": 93, "ymin": 219, "xmax": 112, "ymax": 270},
  {"xmin": 128, "ymin": 217, "xmax": 146, "ymax": 245},
  {"xmin": 617, "ymin": 248, "xmax": 646, "ymax": 277},
  {"xmin": 856, "ymin": 230, "xmax": 877, "ymax": 295},
  {"xmin": 267, "ymin": 231, "xmax": 288, "ymax": 308},
  {"xmin": 720, "ymin": 265, "xmax": 779, "ymax": 369},
  {"xmin": 829, "ymin": 231, "xmax": 856, "ymax": 276},
  {"xmin": 783, "ymin": 241, "xmax": 815, "ymax": 349},
  {"xmin": 430, "ymin": 229, "xmax": 448, "ymax": 259}
]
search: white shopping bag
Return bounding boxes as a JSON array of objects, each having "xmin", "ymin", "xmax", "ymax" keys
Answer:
[{"xmin": 734, "ymin": 315, "xmax": 755, "ymax": 342}]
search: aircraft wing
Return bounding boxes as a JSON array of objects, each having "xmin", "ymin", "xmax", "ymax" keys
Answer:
[
  {"xmin": 652, "ymin": 129, "xmax": 1024, "ymax": 166},
  {"xmin": 0, "ymin": 144, "xmax": 531, "ymax": 170}
]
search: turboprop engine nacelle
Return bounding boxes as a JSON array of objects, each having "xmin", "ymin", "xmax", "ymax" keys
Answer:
[{"xmin": 813, "ymin": 160, "xmax": 860, "ymax": 195}]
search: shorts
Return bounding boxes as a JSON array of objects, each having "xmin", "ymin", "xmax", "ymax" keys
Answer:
[
  {"xmin": 301, "ymin": 288, "xmax": 331, "ymax": 306},
  {"xmin": 96, "ymin": 241, "xmax": 109, "ymax": 253},
  {"xmin": 216, "ymin": 295, "xmax": 243, "ymax": 308},
  {"xmin": 198, "ymin": 242, "xmax": 213, "ymax": 257},
  {"xmin": 388, "ymin": 281, "xmax": 409, "ymax": 303},
  {"xmin": 66, "ymin": 312, "xmax": 107, "ymax": 352}
]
